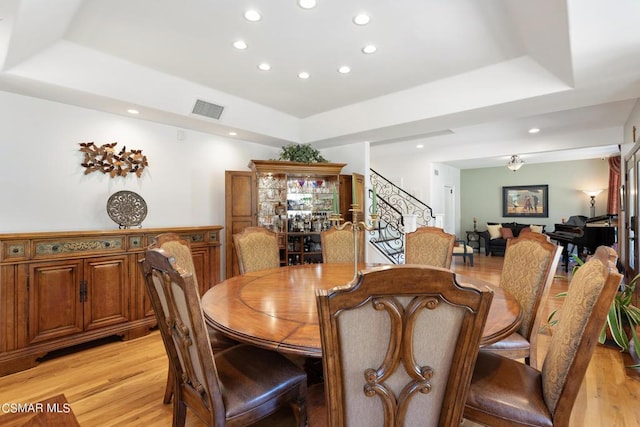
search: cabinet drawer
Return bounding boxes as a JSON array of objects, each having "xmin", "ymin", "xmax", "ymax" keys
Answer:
[
  {"xmin": 178, "ymin": 232, "xmax": 205, "ymax": 244},
  {"xmin": 1, "ymin": 240, "xmax": 29, "ymax": 262},
  {"xmin": 32, "ymin": 237, "xmax": 125, "ymax": 259}
]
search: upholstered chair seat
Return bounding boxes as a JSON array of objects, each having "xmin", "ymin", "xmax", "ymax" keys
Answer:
[{"xmin": 405, "ymin": 226, "xmax": 456, "ymax": 268}]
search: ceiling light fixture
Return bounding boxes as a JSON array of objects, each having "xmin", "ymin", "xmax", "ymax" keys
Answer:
[
  {"xmin": 362, "ymin": 45, "xmax": 377, "ymax": 54},
  {"xmin": 233, "ymin": 40, "xmax": 248, "ymax": 50},
  {"xmin": 127, "ymin": 109, "xmax": 139, "ymax": 115},
  {"xmin": 353, "ymin": 13, "xmax": 370, "ymax": 25},
  {"xmin": 258, "ymin": 63, "xmax": 271, "ymax": 71},
  {"xmin": 528, "ymin": 127, "xmax": 540, "ymax": 134},
  {"xmin": 229, "ymin": 131, "xmax": 237, "ymax": 136},
  {"xmin": 506, "ymin": 155, "xmax": 524, "ymax": 171},
  {"xmin": 338, "ymin": 66, "xmax": 351, "ymax": 74},
  {"xmin": 244, "ymin": 10, "xmax": 261, "ymax": 22},
  {"xmin": 298, "ymin": 0, "xmax": 317, "ymax": 9},
  {"xmin": 298, "ymin": 71, "xmax": 310, "ymax": 79},
  {"xmin": 416, "ymin": 144, "xmax": 424, "ymax": 149}
]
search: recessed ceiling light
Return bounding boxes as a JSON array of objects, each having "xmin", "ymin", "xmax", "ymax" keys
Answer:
[
  {"xmin": 298, "ymin": 71, "xmax": 310, "ymax": 79},
  {"xmin": 127, "ymin": 109, "xmax": 139, "ymax": 115},
  {"xmin": 362, "ymin": 45, "xmax": 377, "ymax": 54},
  {"xmin": 229, "ymin": 131, "xmax": 237, "ymax": 136},
  {"xmin": 258, "ymin": 63, "xmax": 271, "ymax": 71},
  {"xmin": 244, "ymin": 9, "xmax": 261, "ymax": 22},
  {"xmin": 416, "ymin": 144, "xmax": 424, "ymax": 149},
  {"xmin": 353, "ymin": 13, "xmax": 370, "ymax": 25},
  {"xmin": 233, "ymin": 40, "xmax": 248, "ymax": 50},
  {"xmin": 528, "ymin": 128, "xmax": 540, "ymax": 134},
  {"xmin": 338, "ymin": 66, "xmax": 351, "ymax": 74},
  {"xmin": 298, "ymin": 0, "xmax": 317, "ymax": 9}
]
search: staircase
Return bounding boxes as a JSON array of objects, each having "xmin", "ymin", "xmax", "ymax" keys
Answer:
[{"xmin": 368, "ymin": 169, "xmax": 435, "ymax": 263}]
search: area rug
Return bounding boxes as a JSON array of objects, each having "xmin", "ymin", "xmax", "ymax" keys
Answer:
[{"xmin": 0, "ymin": 394, "xmax": 80, "ymax": 427}]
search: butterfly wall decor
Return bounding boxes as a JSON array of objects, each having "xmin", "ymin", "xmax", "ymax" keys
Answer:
[{"xmin": 79, "ymin": 142, "xmax": 148, "ymax": 178}]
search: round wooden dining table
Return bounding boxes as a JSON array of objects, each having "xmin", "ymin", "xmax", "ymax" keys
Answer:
[{"xmin": 201, "ymin": 263, "xmax": 522, "ymax": 358}]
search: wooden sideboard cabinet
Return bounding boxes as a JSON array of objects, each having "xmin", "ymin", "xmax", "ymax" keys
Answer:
[{"xmin": 0, "ymin": 226, "xmax": 222, "ymax": 376}]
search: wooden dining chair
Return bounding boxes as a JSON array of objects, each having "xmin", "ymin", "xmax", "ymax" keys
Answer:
[
  {"xmin": 141, "ymin": 245, "xmax": 307, "ymax": 427},
  {"xmin": 482, "ymin": 232, "xmax": 562, "ymax": 367},
  {"xmin": 320, "ymin": 225, "xmax": 355, "ymax": 263},
  {"xmin": 232, "ymin": 227, "xmax": 281, "ymax": 274},
  {"xmin": 405, "ymin": 226, "xmax": 456, "ymax": 268},
  {"xmin": 149, "ymin": 233, "xmax": 238, "ymax": 405},
  {"xmin": 311, "ymin": 265, "xmax": 493, "ymax": 426},
  {"xmin": 464, "ymin": 246, "xmax": 622, "ymax": 427}
]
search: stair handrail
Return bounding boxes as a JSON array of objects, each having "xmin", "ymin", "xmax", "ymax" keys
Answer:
[
  {"xmin": 370, "ymin": 168, "xmax": 435, "ymax": 226},
  {"xmin": 367, "ymin": 169, "xmax": 436, "ymax": 263}
]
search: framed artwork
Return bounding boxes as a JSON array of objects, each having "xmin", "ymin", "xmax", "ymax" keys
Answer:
[{"xmin": 502, "ymin": 185, "xmax": 548, "ymax": 218}]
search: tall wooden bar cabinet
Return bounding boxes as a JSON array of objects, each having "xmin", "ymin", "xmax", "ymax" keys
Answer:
[{"xmin": 225, "ymin": 160, "xmax": 364, "ymax": 278}]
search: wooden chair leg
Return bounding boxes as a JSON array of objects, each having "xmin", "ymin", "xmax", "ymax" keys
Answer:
[{"xmin": 163, "ymin": 364, "xmax": 174, "ymax": 404}]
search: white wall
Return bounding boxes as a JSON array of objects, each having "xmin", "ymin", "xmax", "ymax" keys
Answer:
[
  {"xmin": 0, "ymin": 90, "xmax": 279, "ymax": 233},
  {"xmin": 0, "ymin": 91, "xmax": 376, "ymax": 272}
]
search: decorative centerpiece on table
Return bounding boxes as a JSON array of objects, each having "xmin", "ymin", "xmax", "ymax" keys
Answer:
[{"xmin": 329, "ymin": 179, "xmax": 379, "ymax": 280}]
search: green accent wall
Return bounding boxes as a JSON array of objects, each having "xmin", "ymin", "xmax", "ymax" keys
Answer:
[{"xmin": 461, "ymin": 158, "xmax": 610, "ymax": 234}]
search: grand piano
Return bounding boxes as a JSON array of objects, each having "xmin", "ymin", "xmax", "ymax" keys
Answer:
[{"xmin": 546, "ymin": 214, "xmax": 617, "ymax": 272}]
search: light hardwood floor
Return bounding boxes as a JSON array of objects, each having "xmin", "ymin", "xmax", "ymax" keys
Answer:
[{"xmin": 0, "ymin": 254, "xmax": 638, "ymax": 426}]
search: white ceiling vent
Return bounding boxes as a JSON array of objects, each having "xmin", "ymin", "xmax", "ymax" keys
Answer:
[{"xmin": 192, "ymin": 99, "xmax": 224, "ymax": 120}]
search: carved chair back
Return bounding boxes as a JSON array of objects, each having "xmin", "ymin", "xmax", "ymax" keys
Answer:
[
  {"xmin": 141, "ymin": 247, "xmax": 224, "ymax": 425},
  {"xmin": 405, "ymin": 226, "xmax": 455, "ymax": 268},
  {"xmin": 316, "ymin": 265, "xmax": 493, "ymax": 426},
  {"xmin": 232, "ymin": 227, "xmax": 280, "ymax": 274},
  {"xmin": 149, "ymin": 233, "xmax": 237, "ymax": 404}
]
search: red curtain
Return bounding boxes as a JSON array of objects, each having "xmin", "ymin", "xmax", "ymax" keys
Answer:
[{"xmin": 607, "ymin": 156, "xmax": 621, "ymax": 215}]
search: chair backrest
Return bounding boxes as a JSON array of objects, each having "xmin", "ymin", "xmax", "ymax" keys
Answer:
[
  {"xmin": 541, "ymin": 246, "xmax": 622, "ymax": 425},
  {"xmin": 500, "ymin": 232, "xmax": 562, "ymax": 345},
  {"xmin": 232, "ymin": 227, "xmax": 280, "ymax": 274},
  {"xmin": 140, "ymin": 246, "xmax": 226, "ymax": 425},
  {"xmin": 321, "ymin": 226, "xmax": 355, "ymax": 263},
  {"xmin": 316, "ymin": 265, "xmax": 493, "ymax": 427},
  {"xmin": 405, "ymin": 226, "xmax": 455, "ymax": 268},
  {"xmin": 151, "ymin": 232, "xmax": 198, "ymax": 278}
]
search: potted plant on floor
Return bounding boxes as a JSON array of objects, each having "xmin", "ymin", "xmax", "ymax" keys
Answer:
[{"xmin": 603, "ymin": 271, "xmax": 640, "ymax": 355}]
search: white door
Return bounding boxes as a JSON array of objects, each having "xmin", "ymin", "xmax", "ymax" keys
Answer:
[{"xmin": 443, "ymin": 185, "xmax": 455, "ymax": 234}]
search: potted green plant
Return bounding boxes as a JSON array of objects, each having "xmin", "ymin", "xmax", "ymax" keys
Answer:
[
  {"xmin": 277, "ymin": 143, "xmax": 327, "ymax": 163},
  {"xmin": 603, "ymin": 271, "xmax": 640, "ymax": 355}
]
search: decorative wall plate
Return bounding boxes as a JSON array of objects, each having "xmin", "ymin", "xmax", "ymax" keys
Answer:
[{"xmin": 107, "ymin": 191, "xmax": 147, "ymax": 228}]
